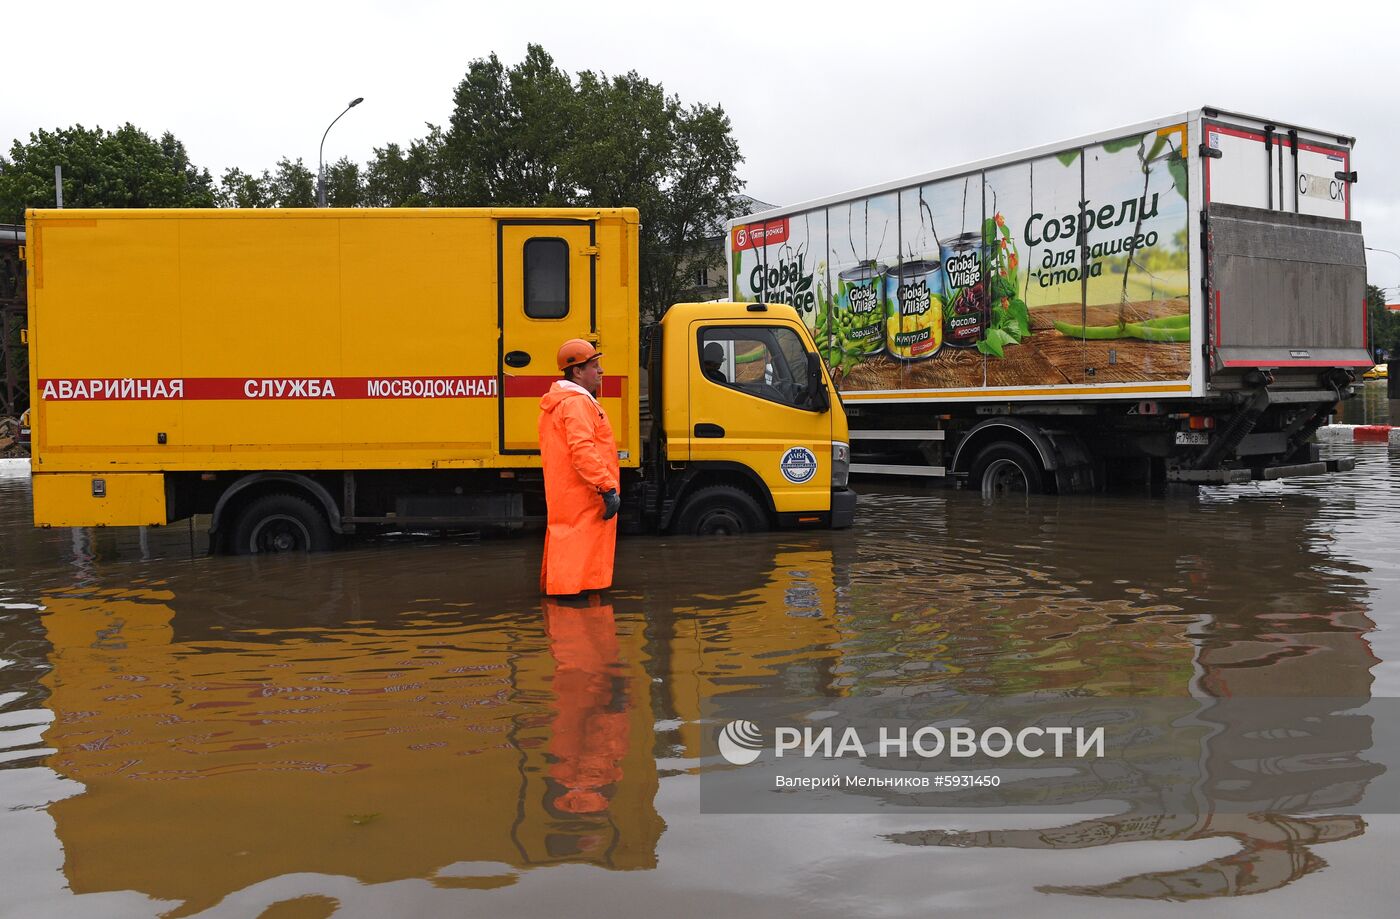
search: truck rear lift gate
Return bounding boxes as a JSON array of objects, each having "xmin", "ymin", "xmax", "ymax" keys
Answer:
[
  {"xmin": 1207, "ymin": 204, "xmax": 1370, "ymax": 372},
  {"xmin": 1167, "ymin": 457, "xmax": 1353, "ymax": 484},
  {"xmin": 849, "ymin": 429, "xmax": 947, "ymax": 478}
]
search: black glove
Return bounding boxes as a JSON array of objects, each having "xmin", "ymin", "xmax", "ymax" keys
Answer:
[{"xmin": 601, "ymin": 488, "xmax": 621, "ymax": 521}]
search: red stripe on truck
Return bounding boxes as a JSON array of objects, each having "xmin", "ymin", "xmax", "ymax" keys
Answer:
[
  {"xmin": 38, "ymin": 375, "xmax": 626, "ymax": 401},
  {"xmin": 502, "ymin": 376, "xmax": 624, "ymax": 398},
  {"xmin": 39, "ymin": 376, "xmax": 499, "ymax": 401},
  {"xmin": 1220, "ymin": 360, "xmax": 1373, "ymax": 368}
]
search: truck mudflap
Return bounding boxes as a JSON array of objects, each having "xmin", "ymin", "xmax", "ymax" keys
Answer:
[
  {"xmin": 831, "ymin": 488, "xmax": 857, "ymax": 529},
  {"xmin": 1167, "ymin": 457, "xmax": 1354, "ymax": 484}
]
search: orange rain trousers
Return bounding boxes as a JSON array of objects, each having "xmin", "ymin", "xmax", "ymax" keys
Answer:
[{"xmin": 538, "ymin": 383, "xmax": 620, "ymax": 595}]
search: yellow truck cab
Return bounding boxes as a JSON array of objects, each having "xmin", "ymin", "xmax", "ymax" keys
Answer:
[
  {"xmin": 650, "ymin": 301, "xmax": 853, "ymax": 534},
  {"xmin": 23, "ymin": 207, "xmax": 853, "ymax": 550}
]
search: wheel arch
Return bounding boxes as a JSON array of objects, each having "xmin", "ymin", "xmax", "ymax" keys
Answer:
[
  {"xmin": 661, "ymin": 462, "xmax": 776, "ymax": 532},
  {"xmin": 211, "ymin": 473, "xmax": 343, "ymax": 536},
  {"xmin": 953, "ymin": 419, "xmax": 1054, "ymax": 473},
  {"xmin": 951, "ymin": 417, "xmax": 1094, "ymax": 494}
]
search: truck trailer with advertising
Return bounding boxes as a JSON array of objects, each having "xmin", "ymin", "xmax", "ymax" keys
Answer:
[
  {"xmin": 730, "ymin": 108, "xmax": 1368, "ymax": 494},
  {"xmin": 23, "ymin": 207, "xmax": 854, "ymax": 551}
]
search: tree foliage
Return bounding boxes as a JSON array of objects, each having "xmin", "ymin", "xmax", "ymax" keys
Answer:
[
  {"xmin": 324, "ymin": 157, "xmax": 362, "ymax": 208},
  {"xmin": 440, "ymin": 46, "xmax": 577, "ymax": 206},
  {"xmin": 1366, "ymin": 283, "xmax": 1399, "ymax": 361},
  {"xmin": 0, "ymin": 45, "xmax": 745, "ymax": 317},
  {"xmin": 217, "ymin": 167, "xmax": 273, "ymax": 208},
  {"xmin": 216, "ymin": 158, "xmax": 316, "ymax": 208},
  {"xmin": 415, "ymin": 44, "xmax": 745, "ymax": 317},
  {"xmin": 347, "ymin": 44, "xmax": 744, "ymax": 316},
  {"xmin": 0, "ymin": 123, "xmax": 215, "ymax": 221}
]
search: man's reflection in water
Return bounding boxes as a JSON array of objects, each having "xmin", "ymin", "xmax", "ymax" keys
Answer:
[{"xmin": 543, "ymin": 597, "xmax": 629, "ymax": 823}]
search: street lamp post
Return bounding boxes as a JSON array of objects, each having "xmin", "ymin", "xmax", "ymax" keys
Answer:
[
  {"xmin": 1365, "ymin": 247, "xmax": 1399, "ymax": 376},
  {"xmin": 1365, "ymin": 244, "xmax": 1400, "ymax": 314},
  {"xmin": 1366, "ymin": 245, "xmax": 1400, "ymax": 265},
  {"xmin": 318, "ymin": 97, "xmax": 364, "ymax": 208}
]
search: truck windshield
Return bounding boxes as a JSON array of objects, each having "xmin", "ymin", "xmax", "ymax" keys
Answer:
[{"xmin": 698, "ymin": 325, "xmax": 815, "ymax": 410}]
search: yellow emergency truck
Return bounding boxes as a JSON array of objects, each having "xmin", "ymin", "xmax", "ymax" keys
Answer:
[{"xmin": 23, "ymin": 207, "xmax": 854, "ymax": 551}]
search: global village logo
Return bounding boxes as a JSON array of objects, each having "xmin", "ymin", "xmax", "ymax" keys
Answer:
[{"xmin": 718, "ymin": 720, "xmax": 765, "ymax": 765}]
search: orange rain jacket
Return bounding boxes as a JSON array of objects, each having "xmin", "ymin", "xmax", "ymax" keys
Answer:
[{"xmin": 538, "ymin": 382, "xmax": 620, "ymax": 595}]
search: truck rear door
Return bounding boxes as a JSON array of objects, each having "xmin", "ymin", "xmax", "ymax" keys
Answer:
[
  {"xmin": 498, "ymin": 220, "xmax": 597, "ymax": 453},
  {"xmin": 1201, "ymin": 118, "xmax": 1370, "ymax": 374}
]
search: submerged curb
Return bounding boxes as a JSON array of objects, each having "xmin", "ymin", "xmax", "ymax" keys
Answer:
[{"xmin": 1318, "ymin": 424, "xmax": 1400, "ymax": 445}]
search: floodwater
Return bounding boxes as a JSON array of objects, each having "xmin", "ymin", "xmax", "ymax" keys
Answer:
[
  {"xmin": 1335, "ymin": 378, "xmax": 1397, "ymax": 425},
  {"xmin": 2, "ymin": 443, "xmax": 1399, "ymax": 919}
]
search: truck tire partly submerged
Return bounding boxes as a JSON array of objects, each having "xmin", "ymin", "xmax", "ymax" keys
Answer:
[
  {"xmin": 971, "ymin": 442, "xmax": 1044, "ymax": 498},
  {"xmin": 675, "ymin": 485, "xmax": 768, "ymax": 536},
  {"xmin": 231, "ymin": 493, "xmax": 334, "ymax": 554}
]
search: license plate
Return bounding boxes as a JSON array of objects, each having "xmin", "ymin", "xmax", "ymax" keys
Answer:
[{"xmin": 1175, "ymin": 432, "xmax": 1210, "ymax": 446}]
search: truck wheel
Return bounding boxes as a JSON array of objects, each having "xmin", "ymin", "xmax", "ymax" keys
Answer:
[
  {"xmin": 231, "ymin": 493, "xmax": 333, "ymax": 554},
  {"xmin": 674, "ymin": 485, "xmax": 767, "ymax": 536},
  {"xmin": 971, "ymin": 442, "xmax": 1044, "ymax": 498}
]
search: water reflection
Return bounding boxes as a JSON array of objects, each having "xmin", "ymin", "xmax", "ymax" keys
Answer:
[
  {"xmin": 0, "ymin": 447, "xmax": 1395, "ymax": 913},
  {"xmin": 890, "ymin": 812, "xmax": 1365, "ymax": 899},
  {"xmin": 535, "ymin": 597, "xmax": 652, "ymax": 862},
  {"xmin": 1335, "ymin": 380, "xmax": 1396, "ymax": 425},
  {"xmin": 33, "ymin": 567, "xmax": 664, "ymax": 915},
  {"xmin": 856, "ymin": 488, "xmax": 1385, "ymax": 901}
]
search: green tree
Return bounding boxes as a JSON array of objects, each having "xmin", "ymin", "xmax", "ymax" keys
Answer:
[
  {"xmin": 1366, "ymin": 283, "xmax": 1399, "ymax": 361},
  {"xmin": 269, "ymin": 158, "xmax": 315, "ymax": 207},
  {"xmin": 637, "ymin": 101, "xmax": 743, "ymax": 318},
  {"xmin": 217, "ymin": 167, "xmax": 274, "ymax": 208},
  {"xmin": 428, "ymin": 45, "xmax": 744, "ymax": 316},
  {"xmin": 216, "ymin": 159, "xmax": 316, "ymax": 208},
  {"xmin": 324, "ymin": 156, "xmax": 362, "ymax": 207},
  {"xmin": 362, "ymin": 138, "xmax": 440, "ymax": 207},
  {"xmin": 441, "ymin": 45, "xmax": 577, "ymax": 206},
  {"xmin": 0, "ymin": 123, "xmax": 216, "ymax": 221},
  {"xmin": 563, "ymin": 71, "xmax": 743, "ymax": 318}
]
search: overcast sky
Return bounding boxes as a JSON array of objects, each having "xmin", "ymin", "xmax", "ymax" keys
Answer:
[{"xmin": 6, "ymin": 0, "xmax": 1400, "ymax": 291}]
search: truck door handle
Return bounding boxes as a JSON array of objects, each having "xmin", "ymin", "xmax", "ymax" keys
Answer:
[
  {"xmin": 694, "ymin": 423, "xmax": 725, "ymax": 438},
  {"xmin": 504, "ymin": 351, "xmax": 531, "ymax": 368}
]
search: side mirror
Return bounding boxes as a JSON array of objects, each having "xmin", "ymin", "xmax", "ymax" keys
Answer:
[{"xmin": 806, "ymin": 352, "xmax": 831, "ymax": 413}]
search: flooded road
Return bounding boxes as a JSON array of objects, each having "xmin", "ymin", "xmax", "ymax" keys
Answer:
[
  {"xmin": 2, "ymin": 444, "xmax": 1398, "ymax": 918},
  {"xmin": 1336, "ymin": 379, "xmax": 1397, "ymax": 425}
]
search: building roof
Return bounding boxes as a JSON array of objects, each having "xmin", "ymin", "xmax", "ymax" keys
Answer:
[{"xmin": 697, "ymin": 194, "xmax": 776, "ymax": 240}]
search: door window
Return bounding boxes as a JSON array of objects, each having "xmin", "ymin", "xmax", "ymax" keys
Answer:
[
  {"xmin": 699, "ymin": 326, "xmax": 815, "ymax": 410},
  {"xmin": 524, "ymin": 238, "xmax": 569, "ymax": 318}
]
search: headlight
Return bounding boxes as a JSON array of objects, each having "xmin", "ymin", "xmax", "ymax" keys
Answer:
[{"xmin": 831, "ymin": 441, "xmax": 850, "ymax": 489}]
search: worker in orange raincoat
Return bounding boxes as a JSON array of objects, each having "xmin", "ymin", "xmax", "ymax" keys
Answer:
[{"xmin": 538, "ymin": 339, "xmax": 621, "ymax": 596}]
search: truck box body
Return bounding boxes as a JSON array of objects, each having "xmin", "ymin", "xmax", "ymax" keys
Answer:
[
  {"xmin": 29, "ymin": 208, "xmax": 639, "ymax": 475},
  {"xmin": 26, "ymin": 207, "xmax": 853, "ymax": 544},
  {"xmin": 730, "ymin": 108, "xmax": 1365, "ymax": 489}
]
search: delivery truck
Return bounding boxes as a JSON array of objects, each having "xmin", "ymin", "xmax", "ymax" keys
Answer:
[
  {"xmin": 730, "ymin": 107, "xmax": 1367, "ymax": 494},
  {"xmin": 23, "ymin": 206, "xmax": 855, "ymax": 551}
]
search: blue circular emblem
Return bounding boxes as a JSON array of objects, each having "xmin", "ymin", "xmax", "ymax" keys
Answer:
[{"xmin": 780, "ymin": 446, "xmax": 818, "ymax": 484}]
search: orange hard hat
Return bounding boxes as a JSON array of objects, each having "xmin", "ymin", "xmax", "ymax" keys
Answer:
[{"xmin": 557, "ymin": 338, "xmax": 603, "ymax": 371}]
